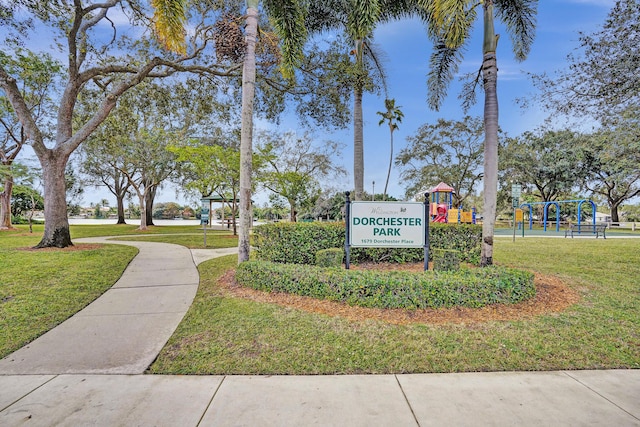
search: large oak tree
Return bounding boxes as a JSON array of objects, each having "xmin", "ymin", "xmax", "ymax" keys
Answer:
[{"xmin": 0, "ymin": 0, "xmax": 237, "ymax": 247}]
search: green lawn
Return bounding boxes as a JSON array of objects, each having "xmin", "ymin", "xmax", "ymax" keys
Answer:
[
  {"xmin": 2, "ymin": 225, "xmax": 638, "ymax": 373},
  {"xmin": 0, "ymin": 224, "xmax": 236, "ymax": 357},
  {"xmin": 0, "ymin": 226, "xmax": 138, "ymax": 357},
  {"xmin": 110, "ymin": 230, "xmax": 238, "ymax": 249},
  {"xmin": 149, "ymin": 237, "xmax": 640, "ymax": 374}
]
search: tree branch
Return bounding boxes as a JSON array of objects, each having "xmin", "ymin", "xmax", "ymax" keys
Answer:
[{"xmin": 0, "ymin": 65, "xmax": 43, "ymax": 153}]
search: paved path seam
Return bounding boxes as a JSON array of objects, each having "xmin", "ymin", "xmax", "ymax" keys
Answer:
[{"xmin": 564, "ymin": 370, "xmax": 640, "ymax": 422}]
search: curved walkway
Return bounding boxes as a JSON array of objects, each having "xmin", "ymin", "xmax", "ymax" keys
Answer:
[
  {"xmin": 1, "ymin": 238, "xmax": 638, "ymax": 426},
  {"xmin": 0, "ymin": 237, "xmax": 206, "ymax": 375}
]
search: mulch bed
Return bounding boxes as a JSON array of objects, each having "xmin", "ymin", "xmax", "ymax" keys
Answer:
[{"xmin": 216, "ymin": 263, "xmax": 581, "ymax": 325}]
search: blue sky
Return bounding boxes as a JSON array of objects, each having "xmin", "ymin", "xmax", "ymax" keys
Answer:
[
  {"xmin": 7, "ymin": 1, "xmax": 617, "ymax": 207},
  {"xmin": 296, "ymin": 0, "xmax": 616, "ymax": 203}
]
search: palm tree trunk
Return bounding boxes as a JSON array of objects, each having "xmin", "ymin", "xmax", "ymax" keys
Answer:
[
  {"xmin": 383, "ymin": 127, "xmax": 393, "ymax": 200},
  {"xmin": 238, "ymin": 1, "xmax": 259, "ymax": 263},
  {"xmin": 481, "ymin": 1, "xmax": 498, "ymax": 267},
  {"xmin": 353, "ymin": 87, "xmax": 364, "ymax": 201}
]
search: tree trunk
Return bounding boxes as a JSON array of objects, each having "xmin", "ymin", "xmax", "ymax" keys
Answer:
[
  {"xmin": 610, "ymin": 201, "xmax": 620, "ymax": 223},
  {"xmin": 353, "ymin": 86, "xmax": 364, "ymax": 201},
  {"xmin": 28, "ymin": 193, "xmax": 35, "ymax": 233},
  {"xmin": 113, "ymin": 169, "xmax": 128, "ymax": 224},
  {"xmin": 35, "ymin": 152, "xmax": 73, "ymax": 248},
  {"xmin": 481, "ymin": 2, "xmax": 498, "ymax": 267},
  {"xmin": 145, "ymin": 184, "xmax": 156, "ymax": 226},
  {"xmin": 289, "ymin": 201, "xmax": 297, "ymax": 222},
  {"xmin": 383, "ymin": 127, "xmax": 393, "ymax": 200},
  {"xmin": 238, "ymin": 2, "xmax": 258, "ymax": 263},
  {"xmin": 0, "ymin": 177, "xmax": 14, "ymax": 230},
  {"xmin": 116, "ymin": 193, "xmax": 127, "ymax": 224},
  {"xmin": 137, "ymin": 190, "xmax": 148, "ymax": 231},
  {"xmin": 231, "ymin": 199, "xmax": 238, "ymax": 236}
]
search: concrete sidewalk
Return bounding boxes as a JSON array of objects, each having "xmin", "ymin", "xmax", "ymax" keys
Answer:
[
  {"xmin": 0, "ymin": 238, "xmax": 638, "ymax": 426},
  {"xmin": 0, "ymin": 237, "xmax": 201, "ymax": 375},
  {"xmin": 1, "ymin": 370, "xmax": 638, "ymax": 426}
]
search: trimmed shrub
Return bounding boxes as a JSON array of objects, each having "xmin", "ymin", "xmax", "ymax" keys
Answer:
[
  {"xmin": 235, "ymin": 261, "xmax": 536, "ymax": 309},
  {"xmin": 429, "ymin": 223, "xmax": 481, "ymax": 265},
  {"xmin": 316, "ymin": 248, "xmax": 344, "ymax": 268},
  {"xmin": 253, "ymin": 222, "xmax": 345, "ymax": 265},
  {"xmin": 433, "ymin": 249, "xmax": 460, "ymax": 272},
  {"xmin": 253, "ymin": 222, "xmax": 481, "ymax": 265}
]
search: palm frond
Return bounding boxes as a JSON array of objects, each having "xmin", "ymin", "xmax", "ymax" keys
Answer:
[
  {"xmin": 362, "ymin": 39, "xmax": 389, "ymax": 97},
  {"xmin": 495, "ymin": 0, "xmax": 538, "ymax": 60},
  {"xmin": 150, "ymin": 0, "xmax": 187, "ymax": 55},
  {"xmin": 378, "ymin": 0, "xmax": 421, "ymax": 21},
  {"xmin": 264, "ymin": 0, "xmax": 309, "ymax": 80},
  {"xmin": 347, "ymin": 0, "xmax": 381, "ymax": 40},
  {"xmin": 427, "ymin": 39, "xmax": 466, "ymax": 111},
  {"xmin": 417, "ymin": 0, "xmax": 475, "ymax": 49},
  {"xmin": 305, "ymin": 0, "xmax": 349, "ymax": 32}
]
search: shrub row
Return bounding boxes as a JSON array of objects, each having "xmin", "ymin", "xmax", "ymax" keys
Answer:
[
  {"xmin": 432, "ymin": 248, "xmax": 460, "ymax": 271},
  {"xmin": 253, "ymin": 222, "xmax": 481, "ymax": 265},
  {"xmin": 235, "ymin": 260, "xmax": 535, "ymax": 309}
]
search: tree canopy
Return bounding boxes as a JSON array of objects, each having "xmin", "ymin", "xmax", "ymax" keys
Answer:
[
  {"xmin": 257, "ymin": 130, "xmax": 345, "ymax": 222},
  {"xmin": 501, "ymin": 129, "xmax": 589, "ymax": 202},
  {"xmin": 397, "ymin": 116, "xmax": 485, "ymax": 207},
  {"xmin": 582, "ymin": 108, "xmax": 640, "ymax": 222},
  {"xmin": 530, "ymin": 0, "xmax": 640, "ymax": 122}
]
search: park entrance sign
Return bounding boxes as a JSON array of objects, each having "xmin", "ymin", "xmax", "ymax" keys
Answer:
[
  {"xmin": 349, "ymin": 201, "xmax": 425, "ymax": 247},
  {"xmin": 344, "ymin": 192, "xmax": 430, "ymax": 270}
]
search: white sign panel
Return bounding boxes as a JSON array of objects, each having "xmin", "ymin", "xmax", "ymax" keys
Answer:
[
  {"xmin": 511, "ymin": 184, "xmax": 522, "ymax": 199},
  {"xmin": 350, "ymin": 201, "xmax": 425, "ymax": 248}
]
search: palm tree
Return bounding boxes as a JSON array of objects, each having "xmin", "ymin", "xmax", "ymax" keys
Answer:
[
  {"xmin": 376, "ymin": 98, "xmax": 403, "ymax": 200},
  {"xmin": 237, "ymin": 1, "xmax": 260, "ymax": 263},
  {"xmin": 237, "ymin": 0, "xmax": 308, "ymax": 262},
  {"xmin": 312, "ymin": 0, "xmax": 468, "ymax": 201},
  {"xmin": 152, "ymin": 0, "xmax": 473, "ymax": 259},
  {"xmin": 347, "ymin": 0, "xmax": 382, "ymax": 201},
  {"xmin": 153, "ymin": 0, "xmax": 309, "ymax": 263},
  {"xmin": 426, "ymin": 0, "xmax": 537, "ymax": 266}
]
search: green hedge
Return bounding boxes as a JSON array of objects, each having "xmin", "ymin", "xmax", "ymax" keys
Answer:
[
  {"xmin": 315, "ymin": 248, "xmax": 344, "ymax": 268},
  {"xmin": 235, "ymin": 261, "xmax": 535, "ymax": 309},
  {"xmin": 254, "ymin": 222, "xmax": 345, "ymax": 265},
  {"xmin": 433, "ymin": 249, "xmax": 460, "ymax": 272},
  {"xmin": 253, "ymin": 222, "xmax": 481, "ymax": 265}
]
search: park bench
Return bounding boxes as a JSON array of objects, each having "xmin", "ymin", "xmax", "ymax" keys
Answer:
[{"xmin": 564, "ymin": 223, "xmax": 607, "ymax": 239}]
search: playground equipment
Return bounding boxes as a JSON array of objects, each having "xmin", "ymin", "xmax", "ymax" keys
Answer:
[
  {"xmin": 518, "ymin": 199, "xmax": 597, "ymax": 232},
  {"xmin": 428, "ymin": 182, "xmax": 476, "ymax": 224},
  {"xmin": 433, "ymin": 204, "xmax": 448, "ymax": 223}
]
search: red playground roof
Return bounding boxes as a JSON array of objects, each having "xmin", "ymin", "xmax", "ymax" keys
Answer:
[{"xmin": 430, "ymin": 182, "xmax": 454, "ymax": 193}]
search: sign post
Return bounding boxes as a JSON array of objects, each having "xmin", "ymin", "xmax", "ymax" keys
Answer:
[
  {"xmin": 511, "ymin": 184, "xmax": 521, "ymax": 242},
  {"xmin": 201, "ymin": 199, "xmax": 210, "ymax": 248},
  {"xmin": 424, "ymin": 192, "xmax": 430, "ymax": 271},
  {"xmin": 344, "ymin": 192, "xmax": 351, "ymax": 269}
]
